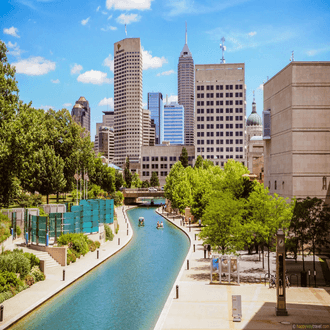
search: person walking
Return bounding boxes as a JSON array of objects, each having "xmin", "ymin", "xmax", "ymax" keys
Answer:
[{"xmin": 207, "ymin": 244, "xmax": 211, "ymax": 258}]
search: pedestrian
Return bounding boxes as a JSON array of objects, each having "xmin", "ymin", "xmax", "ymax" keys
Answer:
[
  {"xmin": 207, "ymin": 244, "xmax": 211, "ymax": 258},
  {"xmin": 198, "ymin": 219, "xmax": 201, "ymax": 227}
]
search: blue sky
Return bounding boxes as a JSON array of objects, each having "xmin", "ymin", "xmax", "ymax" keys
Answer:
[{"xmin": 1, "ymin": 0, "xmax": 330, "ymax": 140}]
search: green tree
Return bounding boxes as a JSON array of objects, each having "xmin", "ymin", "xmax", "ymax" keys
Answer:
[
  {"xmin": 179, "ymin": 147, "xmax": 189, "ymax": 168},
  {"xmin": 194, "ymin": 155, "xmax": 203, "ymax": 168},
  {"xmin": 141, "ymin": 180, "xmax": 149, "ymax": 188},
  {"xmin": 164, "ymin": 161, "xmax": 184, "ymax": 202},
  {"xmin": 131, "ymin": 172, "xmax": 142, "ymax": 188},
  {"xmin": 124, "ymin": 157, "xmax": 132, "ymax": 188},
  {"xmin": 199, "ymin": 191, "xmax": 246, "ymax": 254},
  {"xmin": 115, "ymin": 170, "xmax": 125, "ymax": 191},
  {"xmin": 0, "ymin": 40, "xmax": 20, "ymax": 206},
  {"xmin": 150, "ymin": 171, "xmax": 160, "ymax": 187},
  {"xmin": 29, "ymin": 144, "xmax": 66, "ymax": 204}
]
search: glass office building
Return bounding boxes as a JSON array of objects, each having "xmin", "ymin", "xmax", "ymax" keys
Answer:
[
  {"xmin": 164, "ymin": 102, "xmax": 184, "ymax": 144},
  {"xmin": 147, "ymin": 92, "xmax": 164, "ymax": 144}
]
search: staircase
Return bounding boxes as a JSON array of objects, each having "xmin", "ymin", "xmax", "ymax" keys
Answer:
[{"xmin": 19, "ymin": 246, "xmax": 61, "ymax": 269}]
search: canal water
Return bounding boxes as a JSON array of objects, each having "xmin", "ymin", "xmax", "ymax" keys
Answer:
[{"xmin": 11, "ymin": 207, "xmax": 190, "ymax": 330}]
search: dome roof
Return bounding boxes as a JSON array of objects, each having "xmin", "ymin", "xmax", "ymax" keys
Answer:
[
  {"xmin": 247, "ymin": 112, "xmax": 262, "ymax": 126},
  {"xmin": 78, "ymin": 96, "xmax": 86, "ymax": 101}
]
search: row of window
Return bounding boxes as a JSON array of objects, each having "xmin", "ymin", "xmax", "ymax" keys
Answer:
[
  {"xmin": 142, "ymin": 171, "xmax": 168, "ymax": 177},
  {"xmin": 142, "ymin": 164, "xmax": 169, "ymax": 169},
  {"xmin": 197, "ymin": 131, "xmax": 243, "ymax": 137},
  {"xmin": 196, "ymin": 147, "xmax": 244, "ymax": 153},
  {"xmin": 196, "ymin": 100, "xmax": 244, "ymax": 106},
  {"xmin": 196, "ymin": 116, "xmax": 243, "ymax": 122},
  {"xmin": 196, "ymin": 92, "xmax": 243, "ymax": 98},
  {"xmin": 197, "ymin": 139, "xmax": 244, "ymax": 145},
  {"xmin": 196, "ymin": 84, "xmax": 243, "ymax": 91},
  {"xmin": 196, "ymin": 108, "xmax": 243, "ymax": 114},
  {"xmin": 196, "ymin": 123, "xmax": 244, "ymax": 129}
]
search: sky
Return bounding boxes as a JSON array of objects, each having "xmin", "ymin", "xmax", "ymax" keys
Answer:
[{"xmin": 1, "ymin": 0, "xmax": 330, "ymax": 141}]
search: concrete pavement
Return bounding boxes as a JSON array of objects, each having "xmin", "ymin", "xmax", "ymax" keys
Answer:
[
  {"xmin": 0, "ymin": 205, "xmax": 134, "ymax": 330},
  {"xmin": 155, "ymin": 209, "xmax": 330, "ymax": 330}
]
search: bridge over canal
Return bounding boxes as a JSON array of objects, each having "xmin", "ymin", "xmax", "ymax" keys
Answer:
[{"xmin": 122, "ymin": 188, "xmax": 165, "ymax": 205}]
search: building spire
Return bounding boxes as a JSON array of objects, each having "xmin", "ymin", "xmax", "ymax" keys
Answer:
[
  {"xmin": 253, "ymin": 90, "xmax": 255, "ymax": 102},
  {"xmin": 185, "ymin": 21, "xmax": 187, "ymax": 44}
]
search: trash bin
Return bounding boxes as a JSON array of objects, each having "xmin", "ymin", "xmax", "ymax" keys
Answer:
[{"xmin": 301, "ymin": 271, "xmax": 307, "ymax": 287}]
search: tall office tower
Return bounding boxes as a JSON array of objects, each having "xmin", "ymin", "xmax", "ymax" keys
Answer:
[
  {"xmin": 178, "ymin": 24, "xmax": 194, "ymax": 145},
  {"xmin": 114, "ymin": 38, "xmax": 143, "ymax": 166},
  {"xmin": 164, "ymin": 102, "xmax": 185, "ymax": 144},
  {"xmin": 148, "ymin": 92, "xmax": 164, "ymax": 144},
  {"xmin": 195, "ymin": 63, "xmax": 246, "ymax": 166},
  {"xmin": 71, "ymin": 96, "xmax": 91, "ymax": 133},
  {"xmin": 142, "ymin": 109, "xmax": 151, "ymax": 146},
  {"xmin": 150, "ymin": 119, "xmax": 156, "ymax": 146}
]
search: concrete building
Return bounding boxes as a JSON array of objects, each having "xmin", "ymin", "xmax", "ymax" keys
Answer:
[
  {"xmin": 142, "ymin": 109, "xmax": 155, "ymax": 146},
  {"xmin": 195, "ymin": 63, "xmax": 246, "ymax": 167},
  {"xmin": 148, "ymin": 92, "xmax": 164, "ymax": 144},
  {"xmin": 246, "ymin": 95, "xmax": 264, "ymax": 179},
  {"xmin": 140, "ymin": 143, "xmax": 195, "ymax": 186},
  {"xmin": 164, "ymin": 102, "xmax": 184, "ymax": 145},
  {"xmin": 178, "ymin": 24, "xmax": 194, "ymax": 146},
  {"xmin": 263, "ymin": 61, "xmax": 330, "ymax": 201},
  {"xmin": 94, "ymin": 111, "xmax": 114, "ymax": 154},
  {"xmin": 71, "ymin": 96, "xmax": 91, "ymax": 133},
  {"xmin": 98, "ymin": 126, "xmax": 114, "ymax": 164},
  {"xmin": 114, "ymin": 38, "xmax": 143, "ymax": 167}
]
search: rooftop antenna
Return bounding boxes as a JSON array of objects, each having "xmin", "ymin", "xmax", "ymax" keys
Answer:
[
  {"xmin": 253, "ymin": 90, "xmax": 255, "ymax": 102},
  {"xmin": 220, "ymin": 37, "xmax": 226, "ymax": 64},
  {"xmin": 185, "ymin": 21, "xmax": 187, "ymax": 44},
  {"xmin": 125, "ymin": 24, "xmax": 127, "ymax": 37},
  {"xmin": 289, "ymin": 50, "xmax": 294, "ymax": 62}
]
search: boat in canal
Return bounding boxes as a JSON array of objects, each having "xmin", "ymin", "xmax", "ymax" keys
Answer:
[{"xmin": 138, "ymin": 217, "xmax": 145, "ymax": 226}]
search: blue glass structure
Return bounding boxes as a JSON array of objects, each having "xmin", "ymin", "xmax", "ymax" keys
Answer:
[
  {"xmin": 164, "ymin": 102, "xmax": 184, "ymax": 144},
  {"xmin": 148, "ymin": 92, "xmax": 164, "ymax": 144}
]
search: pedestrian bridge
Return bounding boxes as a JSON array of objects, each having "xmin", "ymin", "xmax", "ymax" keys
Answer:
[{"xmin": 122, "ymin": 188, "xmax": 165, "ymax": 205}]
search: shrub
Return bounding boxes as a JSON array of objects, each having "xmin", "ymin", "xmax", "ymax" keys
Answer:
[
  {"xmin": 24, "ymin": 274, "xmax": 35, "ymax": 286},
  {"xmin": 0, "ymin": 214, "xmax": 11, "ymax": 244},
  {"xmin": 0, "ymin": 252, "xmax": 31, "ymax": 278},
  {"xmin": 23, "ymin": 253, "xmax": 40, "ymax": 268},
  {"xmin": 30, "ymin": 266, "xmax": 45, "ymax": 282},
  {"xmin": 0, "ymin": 271, "xmax": 24, "ymax": 292},
  {"xmin": 95, "ymin": 241, "xmax": 100, "ymax": 249},
  {"xmin": 67, "ymin": 249, "xmax": 76, "ymax": 265},
  {"xmin": 87, "ymin": 239, "xmax": 97, "ymax": 252},
  {"xmin": 0, "ymin": 291, "xmax": 13, "ymax": 303},
  {"xmin": 16, "ymin": 225, "xmax": 21, "ymax": 236},
  {"xmin": 115, "ymin": 224, "xmax": 119, "ymax": 234},
  {"xmin": 104, "ymin": 224, "xmax": 114, "ymax": 241},
  {"xmin": 29, "ymin": 194, "xmax": 42, "ymax": 207}
]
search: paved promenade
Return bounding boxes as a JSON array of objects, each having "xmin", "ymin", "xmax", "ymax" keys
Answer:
[
  {"xmin": 0, "ymin": 206, "xmax": 133, "ymax": 330},
  {"xmin": 155, "ymin": 209, "xmax": 330, "ymax": 330}
]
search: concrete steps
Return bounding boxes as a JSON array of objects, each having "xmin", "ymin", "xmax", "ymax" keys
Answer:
[{"xmin": 19, "ymin": 246, "xmax": 61, "ymax": 269}]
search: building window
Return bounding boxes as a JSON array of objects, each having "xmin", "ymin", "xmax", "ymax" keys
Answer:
[
  {"xmin": 275, "ymin": 181, "xmax": 277, "ymax": 190},
  {"xmin": 322, "ymin": 176, "xmax": 327, "ymax": 190}
]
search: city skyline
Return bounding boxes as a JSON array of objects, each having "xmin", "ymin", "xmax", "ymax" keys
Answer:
[{"xmin": 1, "ymin": 0, "xmax": 330, "ymax": 141}]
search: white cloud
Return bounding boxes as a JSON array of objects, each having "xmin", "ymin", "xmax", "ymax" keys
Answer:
[
  {"xmin": 6, "ymin": 41, "xmax": 23, "ymax": 57},
  {"xmin": 98, "ymin": 97, "xmax": 114, "ymax": 108},
  {"xmin": 51, "ymin": 79, "xmax": 60, "ymax": 83},
  {"xmin": 81, "ymin": 17, "xmax": 90, "ymax": 26},
  {"xmin": 63, "ymin": 103, "xmax": 72, "ymax": 108},
  {"xmin": 102, "ymin": 11, "xmax": 108, "ymax": 15},
  {"xmin": 116, "ymin": 13, "xmax": 141, "ymax": 25},
  {"xmin": 103, "ymin": 54, "xmax": 114, "ymax": 71},
  {"xmin": 142, "ymin": 102, "xmax": 147, "ymax": 108},
  {"xmin": 71, "ymin": 63, "xmax": 83, "ymax": 74},
  {"xmin": 164, "ymin": 95, "xmax": 178, "ymax": 104},
  {"xmin": 3, "ymin": 26, "xmax": 20, "ymax": 38},
  {"xmin": 77, "ymin": 70, "xmax": 113, "ymax": 85},
  {"xmin": 142, "ymin": 48, "xmax": 167, "ymax": 70},
  {"xmin": 12, "ymin": 57, "xmax": 55, "ymax": 76},
  {"xmin": 101, "ymin": 25, "xmax": 117, "ymax": 31},
  {"xmin": 248, "ymin": 31, "xmax": 257, "ymax": 37},
  {"xmin": 107, "ymin": 15, "xmax": 113, "ymax": 20},
  {"xmin": 257, "ymin": 84, "xmax": 263, "ymax": 91},
  {"xmin": 96, "ymin": 5, "xmax": 100, "ymax": 11},
  {"xmin": 156, "ymin": 69, "xmax": 175, "ymax": 76},
  {"xmin": 40, "ymin": 105, "xmax": 54, "ymax": 110},
  {"xmin": 106, "ymin": 0, "xmax": 153, "ymax": 11},
  {"xmin": 306, "ymin": 46, "xmax": 330, "ymax": 57}
]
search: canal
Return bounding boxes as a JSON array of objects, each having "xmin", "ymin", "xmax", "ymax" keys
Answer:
[{"xmin": 10, "ymin": 206, "xmax": 190, "ymax": 330}]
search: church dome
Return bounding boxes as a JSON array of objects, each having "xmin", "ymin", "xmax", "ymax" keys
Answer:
[
  {"xmin": 73, "ymin": 103, "xmax": 83, "ymax": 108},
  {"xmin": 78, "ymin": 96, "xmax": 86, "ymax": 101},
  {"xmin": 247, "ymin": 99, "xmax": 262, "ymax": 126}
]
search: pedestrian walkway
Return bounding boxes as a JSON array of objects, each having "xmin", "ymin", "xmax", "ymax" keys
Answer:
[
  {"xmin": 155, "ymin": 209, "xmax": 330, "ymax": 330},
  {"xmin": 0, "ymin": 206, "xmax": 134, "ymax": 330}
]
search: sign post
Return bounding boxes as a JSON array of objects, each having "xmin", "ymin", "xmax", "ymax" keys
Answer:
[{"xmin": 275, "ymin": 228, "xmax": 288, "ymax": 316}]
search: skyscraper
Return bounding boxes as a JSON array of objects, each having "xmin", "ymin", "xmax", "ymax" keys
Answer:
[
  {"xmin": 71, "ymin": 96, "xmax": 91, "ymax": 133},
  {"xmin": 147, "ymin": 92, "xmax": 164, "ymax": 144},
  {"xmin": 164, "ymin": 102, "xmax": 184, "ymax": 144},
  {"xmin": 195, "ymin": 63, "xmax": 246, "ymax": 166},
  {"xmin": 113, "ymin": 38, "xmax": 143, "ymax": 166},
  {"xmin": 178, "ymin": 23, "xmax": 194, "ymax": 145}
]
